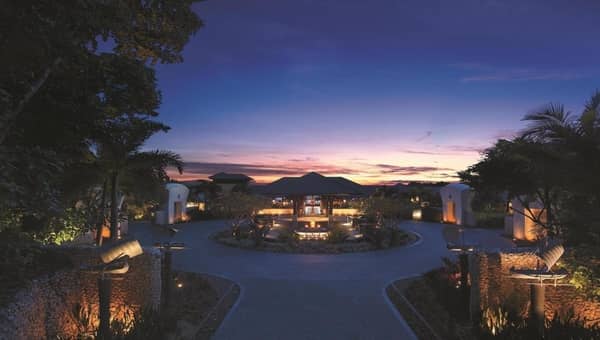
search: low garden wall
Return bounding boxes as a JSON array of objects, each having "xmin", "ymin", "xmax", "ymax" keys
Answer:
[
  {"xmin": 470, "ymin": 249, "xmax": 600, "ymax": 326},
  {"xmin": 0, "ymin": 246, "xmax": 161, "ymax": 339}
]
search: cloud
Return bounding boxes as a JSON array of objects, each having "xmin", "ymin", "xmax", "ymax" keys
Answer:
[
  {"xmin": 287, "ymin": 157, "xmax": 319, "ymax": 162},
  {"xmin": 176, "ymin": 161, "xmax": 358, "ymax": 181},
  {"xmin": 398, "ymin": 149, "xmax": 444, "ymax": 156},
  {"xmin": 375, "ymin": 164, "xmax": 454, "ymax": 175},
  {"xmin": 461, "ymin": 68, "xmax": 584, "ymax": 83},
  {"xmin": 444, "ymin": 145, "xmax": 487, "ymax": 153},
  {"xmin": 398, "ymin": 144, "xmax": 485, "ymax": 155},
  {"xmin": 415, "ymin": 131, "xmax": 433, "ymax": 142},
  {"xmin": 424, "ymin": 172, "xmax": 460, "ymax": 180},
  {"xmin": 451, "ymin": 62, "xmax": 586, "ymax": 82}
]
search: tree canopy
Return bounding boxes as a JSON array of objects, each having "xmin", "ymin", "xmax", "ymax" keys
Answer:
[
  {"xmin": 0, "ymin": 1, "xmax": 202, "ymax": 241},
  {"xmin": 460, "ymin": 91, "xmax": 600, "ymax": 245}
]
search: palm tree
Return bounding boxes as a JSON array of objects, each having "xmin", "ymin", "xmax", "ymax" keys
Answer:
[
  {"xmin": 521, "ymin": 91, "xmax": 600, "ymax": 181},
  {"xmin": 522, "ymin": 91, "xmax": 600, "ymax": 144},
  {"xmin": 94, "ymin": 117, "xmax": 183, "ymax": 242},
  {"xmin": 521, "ymin": 103, "xmax": 575, "ymax": 143},
  {"xmin": 521, "ymin": 91, "xmax": 600, "ymax": 243}
]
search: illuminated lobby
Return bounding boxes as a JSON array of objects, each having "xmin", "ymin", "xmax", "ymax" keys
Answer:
[{"xmin": 256, "ymin": 172, "xmax": 367, "ymax": 240}]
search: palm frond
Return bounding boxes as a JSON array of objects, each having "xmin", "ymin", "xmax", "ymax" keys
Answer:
[
  {"xmin": 127, "ymin": 150, "xmax": 184, "ymax": 177},
  {"xmin": 579, "ymin": 90, "xmax": 600, "ymax": 138},
  {"xmin": 521, "ymin": 103, "xmax": 574, "ymax": 142}
]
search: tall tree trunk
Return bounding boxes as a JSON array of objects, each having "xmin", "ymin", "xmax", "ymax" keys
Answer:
[
  {"xmin": 95, "ymin": 180, "xmax": 108, "ymax": 246},
  {"xmin": 109, "ymin": 172, "xmax": 119, "ymax": 241},
  {"xmin": 0, "ymin": 57, "xmax": 62, "ymax": 145}
]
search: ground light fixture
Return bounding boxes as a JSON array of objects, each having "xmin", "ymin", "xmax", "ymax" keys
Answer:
[{"xmin": 82, "ymin": 239, "xmax": 143, "ymax": 339}]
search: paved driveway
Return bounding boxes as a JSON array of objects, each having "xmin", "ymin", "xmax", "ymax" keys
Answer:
[{"xmin": 129, "ymin": 220, "xmax": 512, "ymax": 340}]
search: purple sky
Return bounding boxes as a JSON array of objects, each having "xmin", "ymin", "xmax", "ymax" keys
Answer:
[{"xmin": 145, "ymin": 0, "xmax": 600, "ymax": 184}]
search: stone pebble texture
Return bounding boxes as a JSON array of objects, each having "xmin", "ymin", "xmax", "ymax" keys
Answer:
[
  {"xmin": 470, "ymin": 249, "xmax": 600, "ymax": 327},
  {"xmin": 0, "ymin": 246, "xmax": 161, "ymax": 339}
]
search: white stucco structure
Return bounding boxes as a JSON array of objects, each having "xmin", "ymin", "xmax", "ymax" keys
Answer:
[
  {"xmin": 440, "ymin": 183, "xmax": 475, "ymax": 226},
  {"xmin": 507, "ymin": 198, "xmax": 545, "ymax": 241},
  {"xmin": 155, "ymin": 183, "xmax": 189, "ymax": 225}
]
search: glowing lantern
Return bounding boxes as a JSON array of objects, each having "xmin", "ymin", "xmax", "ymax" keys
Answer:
[
  {"xmin": 101, "ymin": 226, "xmax": 111, "ymax": 238},
  {"xmin": 412, "ymin": 209, "xmax": 422, "ymax": 220}
]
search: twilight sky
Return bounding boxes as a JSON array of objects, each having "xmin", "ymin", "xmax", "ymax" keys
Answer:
[{"xmin": 147, "ymin": 0, "xmax": 600, "ymax": 184}]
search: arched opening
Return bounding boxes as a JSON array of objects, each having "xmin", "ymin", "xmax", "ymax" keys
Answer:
[{"xmin": 446, "ymin": 200, "xmax": 457, "ymax": 224}]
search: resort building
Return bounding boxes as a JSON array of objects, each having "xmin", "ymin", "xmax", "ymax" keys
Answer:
[
  {"xmin": 257, "ymin": 172, "xmax": 366, "ymax": 217},
  {"xmin": 505, "ymin": 198, "xmax": 546, "ymax": 241},
  {"xmin": 440, "ymin": 183, "xmax": 476, "ymax": 226},
  {"xmin": 181, "ymin": 179, "xmax": 216, "ymax": 211},
  {"xmin": 155, "ymin": 183, "xmax": 189, "ymax": 225},
  {"xmin": 209, "ymin": 172, "xmax": 253, "ymax": 194}
]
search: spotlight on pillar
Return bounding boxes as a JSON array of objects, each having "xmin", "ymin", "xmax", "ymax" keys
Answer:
[
  {"xmin": 82, "ymin": 239, "xmax": 143, "ymax": 340},
  {"xmin": 509, "ymin": 243, "xmax": 568, "ymax": 337}
]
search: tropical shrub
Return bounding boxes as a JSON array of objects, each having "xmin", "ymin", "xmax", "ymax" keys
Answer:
[
  {"xmin": 70, "ymin": 304, "xmax": 164, "ymax": 340},
  {"xmin": 405, "ymin": 278, "xmax": 460, "ymax": 339},
  {"xmin": 111, "ymin": 307, "xmax": 164, "ymax": 340},
  {"xmin": 0, "ymin": 235, "xmax": 72, "ymax": 306},
  {"xmin": 478, "ymin": 309, "xmax": 600, "ymax": 339},
  {"xmin": 559, "ymin": 245, "xmax": 600, "ymax": 302},
  {"xmin": 276, "ymin": 226, "xmax": 296, "ymax": 244},
  {"xmin": 389, "ymin": 229, "xmax": 409, "ymax": 246},
  {"xmin": 187, "ymin": 208, "xmax": 215, "ymax": 221},
  {"xmin": 421, "ymin": 207, "xmax": 442, "ymax": 222},
  {"xmin": 481, "ymin": 306, "xmax": 510, "ymax": 336},
  {"xmin": 328, "ymin": 225, "xmax": 349, "ymax": 244},
  {"xmin": 474, "ymin": 211, "xmax": 505, "ymax": 229}
]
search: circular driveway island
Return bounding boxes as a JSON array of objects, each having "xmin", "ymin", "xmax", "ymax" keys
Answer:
[{"xmin": 130, "ymin": 220, "xmax": 511, "ymax": 340}]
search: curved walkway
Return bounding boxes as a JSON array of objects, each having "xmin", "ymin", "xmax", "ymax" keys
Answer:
[{"xmin": 129, "ymin": 220, "xmax": 512, "ymax": 340}]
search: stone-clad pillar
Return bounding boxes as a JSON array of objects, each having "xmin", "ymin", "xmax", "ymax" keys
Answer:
[{"xmin": 470, "ymin": 252, "xmax": 488, "ymax": 322}]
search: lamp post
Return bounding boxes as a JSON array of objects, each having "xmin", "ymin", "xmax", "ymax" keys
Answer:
[
  {"xmin": 97, "ymin": 277, "xmax": 111, "ymax": 338},
  {"xmin": 154, "ymin": 242, "xmax": 185, "ymax": 311},
  {"xmin": 447, "ymin": 227, "xmax": 477, "ymax": 319}
]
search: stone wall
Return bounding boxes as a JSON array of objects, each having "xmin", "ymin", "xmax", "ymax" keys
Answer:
[
  {"xmin": 0, "ymin": 246, "xmax": 161, "ymax": 339},
  {"xmin": 470, "ymin": 249, "xmax": 600, "ymax": 326}
]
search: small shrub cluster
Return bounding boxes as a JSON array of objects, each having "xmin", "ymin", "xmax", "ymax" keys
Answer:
[
  {"xmin": 559, "ymin": 245, "xmax": 600, "ymax": 302},
  {"xmin": 187, "ymin": 208, "xmax": 216, "ymax": 221},
  {"xmin": 70, "ymin": 304, "xmax": 165, "ymax": 340},
  {"xmin": 405, "ymin": 279, "xmax": 460, "ymax": 339},
  {"xmin": 361, "ymin": 225, "xmax": 409, "ymax": 249},
  {"xmin": 421, "ymin": 207, "xmax": 442, "ymax": 222},
  {"xmin": 422, "ymin": 258, "xmax": 467, "ymax": 319},
  {"xmin": 275, "ymin": 226, "xmax": 297, "ymax": 244},
  {"xmin": 327, "ymin": 225, "xmax": 349, "ymax": 244},
  {"xmin": 474, "ymin": 211, "xmax": 505, "ymax": 229},
  {"xmin": 111, "ymin": 307, "xmax": 164, "ymax": 340},
  {"xmin": 478, "ymin": 307, "xmax": 600, "ymax": 339}
]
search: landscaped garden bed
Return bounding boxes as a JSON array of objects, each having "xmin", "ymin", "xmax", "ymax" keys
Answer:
[
  {"xmin": 162, "ymin": 271, "xmax": 240, "ymax": 340},
  {"xmin": 387, "ymin": 277, "xmax": 472, "ymax": 340},
  {"xmin": 0, "ymin": 240, "xmax": 241, "ymax": 340},
  {"xmin": 213, "ymin": 228, "xmax": 418, "ymax": 254},
  {"xmin": 387, "ymin": 257, "xmax": 600, "ymax": 340}
]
